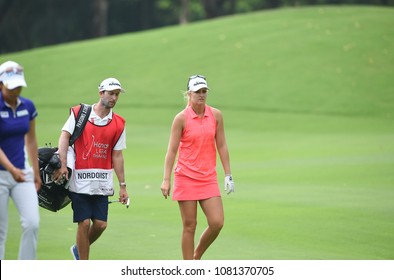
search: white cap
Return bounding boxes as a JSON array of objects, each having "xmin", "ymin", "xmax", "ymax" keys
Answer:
[
  {"xmin": 0, "ymin": 61, "xmax": 27, "ymax": 90},
  {"xmin": 187, "ymin": 75, "xmax": 209, "ymax": 92},
  {"xmin": 98, "ymin": 77, "xmax": 125, "ymax": 93}
]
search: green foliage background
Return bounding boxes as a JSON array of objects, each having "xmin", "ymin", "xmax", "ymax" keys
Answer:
[{"xmin": 2, "ymin": 6, "xmax": 394, "ymax": 259}]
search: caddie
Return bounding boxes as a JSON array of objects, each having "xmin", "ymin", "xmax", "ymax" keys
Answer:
[{"xmin": 53, "ymin": 77, "xmax": 129, "ymax": 260}]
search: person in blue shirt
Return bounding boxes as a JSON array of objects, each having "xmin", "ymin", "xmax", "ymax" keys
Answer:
[{"xmin": 0, "ymin": 61, "xmax": 41, "ymax": 259}]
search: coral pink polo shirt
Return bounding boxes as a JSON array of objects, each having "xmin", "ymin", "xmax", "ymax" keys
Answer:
[{"xmin": 173, "ymin": 105, "xmax": 220, "ymax": 200}]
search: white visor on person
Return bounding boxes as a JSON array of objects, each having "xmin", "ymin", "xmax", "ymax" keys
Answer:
[
  {"xmin": 0, "ymin": 61, "xmax": 27, "ymax": 90},
  {"xmin": 188, "ymin": 76, "xmax": 209, "ymax": 92}
]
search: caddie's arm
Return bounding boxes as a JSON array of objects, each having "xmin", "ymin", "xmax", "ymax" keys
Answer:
[
  {"xmin": 113, "ymin": 149, "xmax": 128, "ymax": 204},
  {"xmin": 53, "ymin": 130, "xmax": 71, "ymax": 181}
]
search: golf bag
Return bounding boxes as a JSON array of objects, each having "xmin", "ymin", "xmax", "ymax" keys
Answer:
[
  {"xmin": 37, "ymin": 103, "xmax": 91, "ymax": 211},
  {"xmin": 37, "ymin": 146, "xmax": 71, "ymax": 212}
]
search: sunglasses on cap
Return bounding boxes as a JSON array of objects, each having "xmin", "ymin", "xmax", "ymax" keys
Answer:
[
  {"xmin": 0, "ymin": 66, "xmax": 24, "ymax": 77},
  {"xmin": 187, "ymin": 75, "xmax": 206, "ymax": 90}
]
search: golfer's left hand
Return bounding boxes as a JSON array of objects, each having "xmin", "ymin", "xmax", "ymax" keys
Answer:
[{"xmin": 224, "ymin": 175, "xmax": 235, "ymax": 194}]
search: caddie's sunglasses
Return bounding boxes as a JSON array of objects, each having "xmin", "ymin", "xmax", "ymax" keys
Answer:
[
  {"xmin": 187, "ymin": 75, "xmax": 206, "ymax": 90},
  {"xmin": 0, "ymin": 66, "xmax": 24, "ymax": 77}
]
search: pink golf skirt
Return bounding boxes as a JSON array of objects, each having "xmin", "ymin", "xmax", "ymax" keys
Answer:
[{"xmin": 173, "ymin": 174, "xmax": 221, "ymax": 201}]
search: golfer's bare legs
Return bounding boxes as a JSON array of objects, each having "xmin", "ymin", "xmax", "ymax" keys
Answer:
[
  {"xmin": 178, "ymin": 200, "xmax": 198, "ymax": 260},
  {"xmin": 194, "ymin": 197, "xmax": 224, "ymax": 260},
  {"xmin": 76, "ymin": 219, "xmax": 107, "ymax": 260}
]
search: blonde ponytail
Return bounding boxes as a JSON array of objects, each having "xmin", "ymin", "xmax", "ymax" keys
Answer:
[{"xmin": 183, "ymin": 90, "xmax": 191, "ymax": 108}]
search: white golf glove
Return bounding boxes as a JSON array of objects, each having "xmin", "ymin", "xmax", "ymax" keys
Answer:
[{"xmin": 224, "ymin": 175, "xmax": 235, "ymax": 194}]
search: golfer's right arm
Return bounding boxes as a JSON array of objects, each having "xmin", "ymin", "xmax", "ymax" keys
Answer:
[
  {"xmin": 161, "ymin": 151, "xmax": 175, "ymax": 199},
  {"xmin": 0, "ymin": 148, "xmax": 25, "ymax": 182},
  {"xmin": 161, "ymin": 113, "xmax": 184, "ymax": 199}
]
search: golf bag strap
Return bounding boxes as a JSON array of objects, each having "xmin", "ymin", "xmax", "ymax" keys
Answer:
[{"xmin": 69, "ymin": 103, "xmax": 92, "ymax": 146}]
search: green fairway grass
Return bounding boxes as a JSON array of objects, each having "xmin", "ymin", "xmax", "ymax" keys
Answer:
[{"xmin": 2, "ymin": 5, "xmax": 394, "ymax": 260}]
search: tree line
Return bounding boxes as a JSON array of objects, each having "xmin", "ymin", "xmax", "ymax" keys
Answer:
[{"xmin": 1, "ymin": 0, "xmax": 392, "ymax": 54}]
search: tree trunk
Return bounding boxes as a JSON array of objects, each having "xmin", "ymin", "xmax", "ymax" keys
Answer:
[
  {"xmin": 91, "ymin": 0, "xmax": 108, "ymax": 37},
  {"xmin": 179, "ymin": 0, "xmax": 189, "ymax": 25},
  {"xmin": 201, "ymin": 0, "xmax": 220, "ymax": 18}
]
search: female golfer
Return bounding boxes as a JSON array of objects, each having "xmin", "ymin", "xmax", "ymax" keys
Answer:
[
  {"xmin": 160, "ymin": 75, "xmax": 235, "ymax": 260},
  {"xmin": 0, "ymin": 61, "xmax": 41, "ymax": 259}
]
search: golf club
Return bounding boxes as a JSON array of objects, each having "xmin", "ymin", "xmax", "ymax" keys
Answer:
[{"xmin": 108, "ymin": 197, "xmax": 130, "ymax": 208}]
